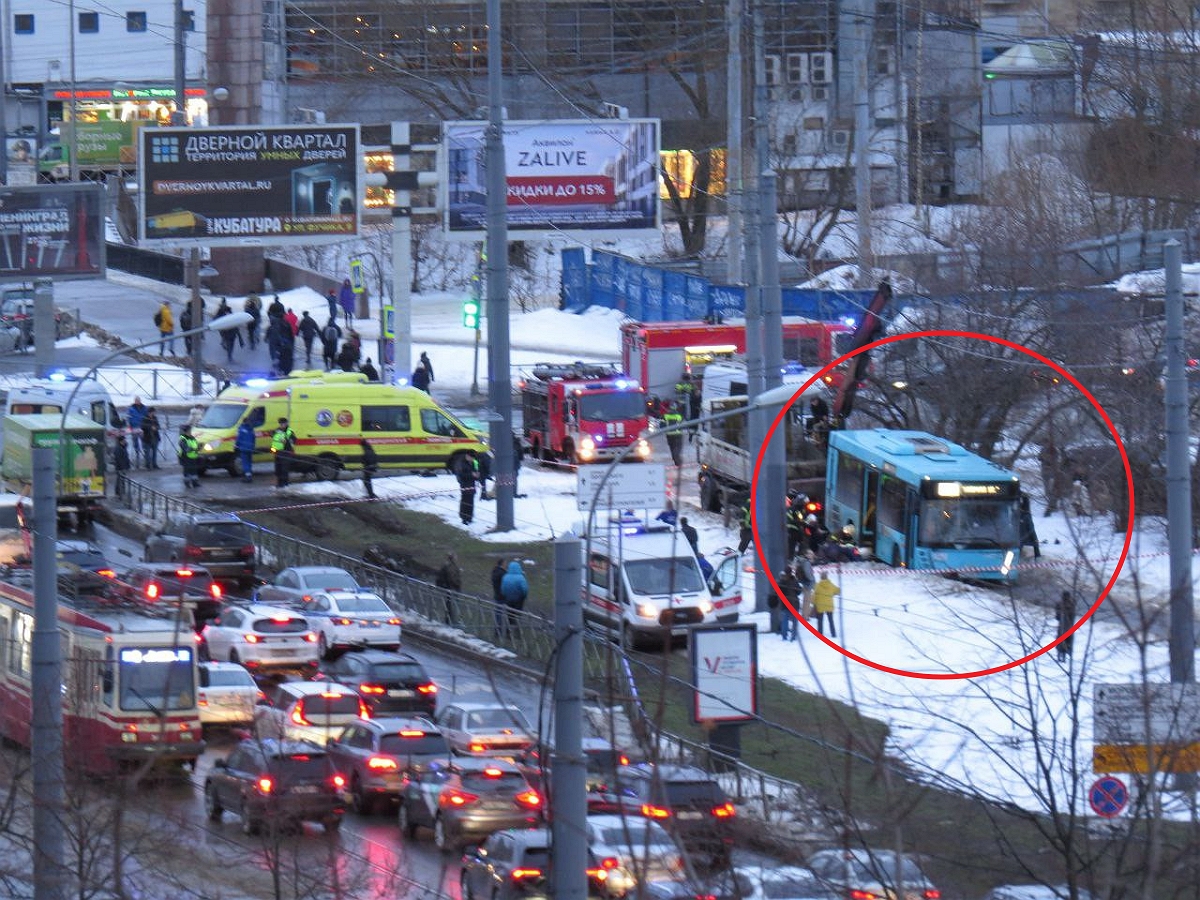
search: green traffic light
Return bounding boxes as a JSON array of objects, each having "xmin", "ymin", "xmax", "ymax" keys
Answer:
[{"xmin": 462, "ymin": 297, "xmax": 480, "ymax": 329}]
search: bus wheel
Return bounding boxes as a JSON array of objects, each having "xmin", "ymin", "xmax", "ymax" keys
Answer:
[{"xmin": 314, "ymin": 455, "xmax": 340, "ymax": 481}]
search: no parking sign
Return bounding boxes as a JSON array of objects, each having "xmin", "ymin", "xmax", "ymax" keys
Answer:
[{"xmin": 1088, "ymin": 775, "xmax": 1129, "ymax": 818}]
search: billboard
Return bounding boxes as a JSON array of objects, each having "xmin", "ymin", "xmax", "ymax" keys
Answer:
[
  {"xmin": 444, "ymin": 119, "xmax": 660, "ymax": 238},
  {"xmin": 139, "ymin": 124, "xmax": 361, "ymax": 247},
  {"xmin": 0, "ymin": 183, "xmax": 105, "ymax": 279},
  {"xmin": 689, "ymin": 624, "xmax": 758, "ymax": 724}
]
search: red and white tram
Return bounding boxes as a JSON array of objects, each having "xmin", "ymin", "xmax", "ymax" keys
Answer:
[{"xmin": 0, "ymin": 574, "xmax": 205, "ymax": 774}]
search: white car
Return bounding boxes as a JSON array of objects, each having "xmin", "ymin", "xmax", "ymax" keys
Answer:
[
  {"xmin": 253, "ymin": 680, "xmax": 370, "ymax": 746},
  {"xmin": 585, "ymin": 815, "xmax": 684, "ymax": 898},
  {"xmin": 197, "ymin": 661, "xmax": 260, "ymax": 730},
  {"xmin": 296, "ymin": 589, "xmax": 402, "ymax": 657},
  {"xmin": 199, "ymin": 603, "xmax": 320, "ymax": 672},
  {"xmin": 435, "ymin": 700, "xmax": 535, "ymax": 757}
]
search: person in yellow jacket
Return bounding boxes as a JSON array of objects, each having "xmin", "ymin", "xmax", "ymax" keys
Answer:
[
  {"xmin": 812, "ymin": 571, "xmax": 839, "ymax": 637},
  {"xmin": 155, "ymin": 300, "xmax": 175, "ymax": 355}
]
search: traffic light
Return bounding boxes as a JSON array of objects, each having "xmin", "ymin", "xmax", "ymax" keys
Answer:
[{"xmin": 462, "ymin": 296, "xmax": 480, "ymax": 329}]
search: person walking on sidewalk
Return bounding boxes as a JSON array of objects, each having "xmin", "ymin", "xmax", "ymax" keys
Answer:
[
  {"xmin": 435, "ymin": 552, "xmax": 462, "ymax": 625},
  {"xmin": 454, "ymin": 450, "xmax": 478, "ymax": 525},
  {"xmin": 321, "ymin": 318, "xmax": 342, "ymax": 370},
  {"xmin": 154, "ymin": 300, "xmax": 175, "ymax": 355},
  {"xmin": 491, "ymin": 558, "xmax": 509, "ymax": 640},
  {"xmin": 500, "ymin": 560, "xmax": 529, "ymax": 638},
  {"xmin": 178, "ymin": 424, "xmax": 201, "ymax": 489},
  {"xmin": 113, "ymin": 435, "xmax": 131, "ymax": 498},
  {"xmin": 244, "ymin": 292, "xmax": 262, "ymax": 349},
  {"xmin": 298, "ymin": 311, "xmax": 320, "ymax": 367},
  {"xmin": 235, "ymin": 420, "xmax": 256, "ymax": 482},
  {"xmin": 338, "ymin": 278, "xmax": 355, "ymax": 327}
]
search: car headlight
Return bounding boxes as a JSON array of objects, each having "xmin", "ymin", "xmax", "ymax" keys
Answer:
[
  {"xmin": 700, "ymin": 600, "xmax": 714, "ymax": 615},
  {"xmin": 202, "ymin": 442, "xmax": 216, "ymax": 453},
  {"xmin": 581, "ymin": 437, "xmax": 596, "ymax": 451},
  {"xmin": 636, "ymin": 439, "xmax": 650, "ymax": 458},
  {"xmin": 636, "ymin": 603, "xmax": 657, "ymax": 619}
]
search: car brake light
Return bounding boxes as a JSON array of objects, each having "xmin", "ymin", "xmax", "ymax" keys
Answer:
[
  {"xmin": 243, "ymin": 634, "xmax": 261, "ymax": 643},
  {"xmin": 618, "ymin": 754, "xmax": 630, "ymax": 766},
  {"xmin": 399, "ymin": 730, "xmax": 426, "ymax": 737},
  {"xmin": 468, "ymin": 742, "xmax": 487, "ymax": 753},
  {"xmin": 334, "ymin": 617, "xmax": 353, "ymax": 626},
  {"xmin": 359, "ymin": 683, "xmax": 386, "ymax": 695},
  {"xmin": 241, "ymin": 544, "xmax": 255, "ymax": 558},
  {"xmin": 439, "ymin": 788, "xmax": 478, "ymax": 807},
  {"xmin": 641, "ymin": 804, "xmax": 670, "ymax": 819},
  {"xmin": 256, "ymin": 776, "xmax": 274, "ymax": 794},
  {"xmin": 332, "ymin": 773, "xmax": 347, "ymax": 789},
  {"xmin": 183, "ymin": 546, "xmax": 203, "ymax": 560},
  {"xmin": 514, "ymin": 790, "xmax": 542, "ymax": 809},
  {"xmin": 358, "ymin": 699, "xmax": 371, "ymax": 719},
  {"xmin": 211, "ymin": 583, "xmax": 223, "ymax": 599},
  {"xmin": 270, "ymin": 614, "xmax": 292, "ymax": 623},
  {"xmin": 586, "ymin": 867, "xmax": 607, "ymax": 882},
  {"xmin": 510, "ymin": 869, "xmax": 542, "ymax": 880},
  {"xmin": 711, "ymin": 802, "xmax": 735, "ymax": 818},
  {"xmin": 601, "ymin": 857, "xmax": 618, "ymax": 869},
  {"xmin": 367, "ymin": 756, "xmax": 398, "ymax": 771},
  {"xmin": 291, "ymin": 704, "xmax": 311, "ymax": 726},
  {"xmin": 197, "ymin": 693, "xmax": 208, "ymax": 707},
  {"xmin": 96, "ymin": 568, "xmax": 116, "ymax": 578},
  {"xmin": 320, "ymin": 690, "xmax": 344, "ymax": 699},
  {"xmin": 416, "ymin": 683, "xmax": 437, "ymax": 695},
  {"xmin": 145, "ymin": 583, "xmax": 160, "ymax": 600},
  {"xmin": 849, "ymin": 891, "xmax": 880, "ymax": 900},
  {"xmin": 304, "ymin": 632, "xmax": 318, "ymax": 643},
  {"xmin": 922, "ymin": 892, "xmax": 941, "ymax": 900}
]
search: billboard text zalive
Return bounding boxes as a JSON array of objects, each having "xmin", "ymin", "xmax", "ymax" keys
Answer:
[
  {"xmin": 444, "ymin": 119, "xmax": 660, "ymax": 238},
  {"xmin": 138, "ymin": 125, "xmax": 361, "ymax": 247}
]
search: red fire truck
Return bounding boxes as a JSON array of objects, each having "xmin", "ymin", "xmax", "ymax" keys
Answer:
[
  {"xmin": 620, "ymin": 318, "xmax": 855, "ymax": 401},
  {"xmin": 520, "ymin": 362, "xmax": 652, "ymax": 464}
]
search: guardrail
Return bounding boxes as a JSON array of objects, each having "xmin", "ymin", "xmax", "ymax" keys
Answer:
[
  {"xmin": 0, "ymin": 364, "xmax": 224, "ymax": 405},
  {"xmin": 115, "ymin": 481, "xmax": 806, "ymax": 814}
]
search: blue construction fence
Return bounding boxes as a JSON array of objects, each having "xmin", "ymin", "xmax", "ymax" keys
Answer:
[{"xmin": 560, "ymin": 248, "xmax": 877, "ymax": 323}]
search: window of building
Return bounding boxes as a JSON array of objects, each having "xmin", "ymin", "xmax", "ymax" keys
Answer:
[
  {"xmin": 13, "ymin": 13, "xmax": 33, "ymax": 34},
  {"xmin": 183, "ymin": 9, "xmax": 195, "ymax": 31},
  {"xmin": 127, "ymin": 11, "xmax": 147, "ymax": 32},
  {"xmin": 79, "ymin": 11, "xmax": 99, "ymax": 33}
]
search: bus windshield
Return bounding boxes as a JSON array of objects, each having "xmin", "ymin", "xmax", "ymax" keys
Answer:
[
  {"xmin": 623, "ymin": 558, "xmax": 705, "ymax": 595},
  {"xmin": 918, "ymin": 497, "xmax": 1020, "ymax": 549},
  {"xmin": 198, "ymin": 403, "xmax": 246, "ymax": 430},
  {"xmin": 118, "ymin": 647, "xmax": 195, "ymax": 712},
  {"xmin": 578, "ymin": 392, "xmax": 645, "ymax": 422}
]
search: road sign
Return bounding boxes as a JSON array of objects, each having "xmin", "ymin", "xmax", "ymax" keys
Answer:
[
  {"xmin": 577, "ymin": 463, "xmax": 666, "ymax": 511},
  {"xmin": 382, "ymin": 304, "xmax": 395, "ymax": 339},
  {"xmin": 1088, "ymin": 775, "xmax": 1128, "ymax": 818},
  {"xmin": 1093, "ymin": 742, "xmax": 1200, "ymax": 774},
  {"xmin": 1093, "ymin": 683, "xmax": 1200, "ymax": 744},
  {"xmin": 349, "ymin": 258, "xmax": 365, "ymax": 294}
]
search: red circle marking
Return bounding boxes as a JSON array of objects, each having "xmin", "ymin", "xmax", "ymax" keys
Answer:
[
  {"xmin": 1089, "ymin": 776, "xmax": 1128, "ymax": 817},
  {"xmin": 750, "ymin": 328, "xmax": 1134, "ymax": 680}
]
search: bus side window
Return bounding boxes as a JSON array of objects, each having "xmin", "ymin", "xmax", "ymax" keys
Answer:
[{"xmin": 101, "ymin": 645, "xmax": 114, "ymax": 700}]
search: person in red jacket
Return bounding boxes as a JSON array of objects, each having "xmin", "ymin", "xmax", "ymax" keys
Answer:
[{"xmin": 284, "ymin": 307, "xmax": 299, "ymax": 336}]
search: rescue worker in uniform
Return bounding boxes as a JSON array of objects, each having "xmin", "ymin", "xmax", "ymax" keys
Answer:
[
  {"xmin": 786, "ymin": 493, "xmax": 808, "ymax": 559},
  {"xmin": 271, "ymin": 417, "xmax": 296, "ymax": 488},
  {"xmin": 674, "ymin": 371, "xmax": 699, "ymax": 437},
  {"xmin": 177, "ymin": 425, "xmax": 201, "ymax": 489},
  {"xmin": 662, "ymin": 401, "xmax": 684, "ymax": 467},
  {"xmin": 737, "ymin": 495, "xmax": 754, "ymax": 554}
]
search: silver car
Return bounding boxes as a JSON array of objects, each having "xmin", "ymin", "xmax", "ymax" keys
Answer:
[
  {"xmin": 586, "ymin": 814, "xmax": 684, "ymax": 897},
  {"xmin": 197, "ymin": 661, "xmax": 260, "ymax": 731},
  {"xmin": 435, "ymin": 701, "xmax": 535, "ymax": 757},
  {"xmin": 254, "ymin": 565, "xmax": 361, "ymax": 606},
  {"xmin": 253, "ymin": 680, "xmax": 370, "ymax": 746},
  {"xmin": 807, "ymin": 849, "xmax": 941, "ymax": 900}
]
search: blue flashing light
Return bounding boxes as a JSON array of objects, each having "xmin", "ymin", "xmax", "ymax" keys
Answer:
[
  {"xmin": 594, "ymin": 434, "xmax": 604, "ymax": 444},
  {"xmin": 47, "ymin": 372, "xmax": 67, "ymax": 382},
  {"xmin": 842, "ymin": 316, "xmax": 857, "ymax": 327},
  {"xmin": 244, "ymin": 378, "xmax": 270, "ymax": 388}
]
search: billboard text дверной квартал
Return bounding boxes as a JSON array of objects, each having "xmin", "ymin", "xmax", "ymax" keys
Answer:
[
  {"xmin": 444, "ymin": 119, "xmax": 660, "ymax": 238},
  {"xmin": 139, "ymin": 124, "xmax": 361, "ymax": 247}
]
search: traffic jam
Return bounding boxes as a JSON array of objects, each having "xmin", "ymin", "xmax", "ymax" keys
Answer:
[{"xmin": 6, "ymin": 295, "xmax": 961, "ymax": 900}]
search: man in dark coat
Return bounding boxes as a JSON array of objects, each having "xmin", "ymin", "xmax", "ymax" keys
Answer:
[
  {"xmin": 1056, "ymin": 591, "xmax": 1076, "ymax": 660},
  {"xmin": 298, "ymin": 311, "xmax": 321, "ymax": 367},
  {"xmin": 435, "ymin": 552, "xmax": 462, "ymax": 624},
  {"xmin": 113, "ymin": 435, "xmax": 131, "ymax": 497},
  {"xmin": 360, "ymin": 358, "xmax": 379, "ymax": 382},
  {"xmin": 360, "ymin": 438, "xmax": 378, "ymax": 499},
  {"xmin": 491, "ymin": 558, "xmax": 509, "ymax": 640},
  {"xmin": 321, "ymin": 318, "xmax": 342, "ymax": 370},
  {"xmin": 679, "ymin": 516, "xmax": 700, "ymax": 556},
  {"xmin": 454, "ymin": 451, "xmax": 479, "ymax": 525}
]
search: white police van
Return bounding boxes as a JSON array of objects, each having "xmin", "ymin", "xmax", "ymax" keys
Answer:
[{"xmin": 582, "ymin": 515, "xmax": 726, "ymax": 651}]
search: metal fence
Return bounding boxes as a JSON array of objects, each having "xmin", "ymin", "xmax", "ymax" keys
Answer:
[
  {"xmin": 0, "ymin": 364, "xmax": 224, "ymax": 405},
  {"xmin": 116, "ymin": 480, "xmax": 810, "ymax": 813}
]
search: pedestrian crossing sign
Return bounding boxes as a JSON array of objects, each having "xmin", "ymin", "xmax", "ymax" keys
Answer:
[{"xmin": 349, "ymin": 258, "xmax": 365, "ymax": 294}]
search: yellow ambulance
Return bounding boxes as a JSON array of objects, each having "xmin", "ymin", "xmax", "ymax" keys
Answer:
[{"xmin": 192, "ymin": 373, "xmax": 488, "ymax": 478}]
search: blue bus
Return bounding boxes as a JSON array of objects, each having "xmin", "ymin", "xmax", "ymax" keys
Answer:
[{"xmin": 825, "ymin": 429, "xmax": 1021, "ymax": 582}]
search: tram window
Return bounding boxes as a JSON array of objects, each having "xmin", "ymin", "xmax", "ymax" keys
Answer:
[
  {"xmin": 102, "ymin": 646, "xmax": 115, "ymax": 699},
  {"xmin": 11, "ymin": 614, "xmax": 31, "ymax": 679},
  {"xmin": 0, "ymin": 617, "xmax": 7, "ymax": 671}
]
